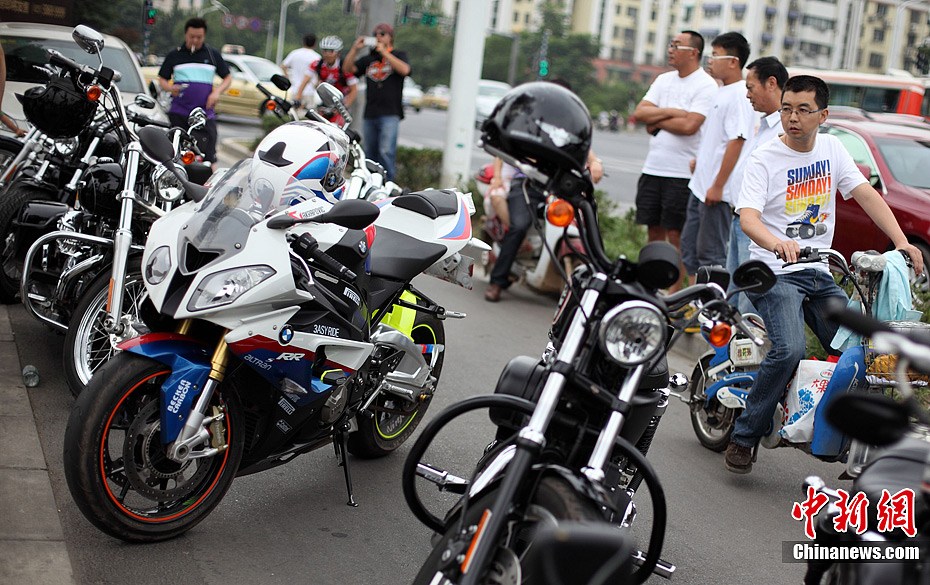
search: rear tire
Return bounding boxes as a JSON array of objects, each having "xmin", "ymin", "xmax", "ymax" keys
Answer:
[
  {"xmin": 412, "ymin": 476, "xmax": 604, "ymax": 585},
  {"xmin": 0, "ymin": 182, "xmax": 55, "ymax": 303},
  {"xmin": 62, "ymin": 257, "xmax": 146, "ymax": 396},
  {"xmin": 688, "ymin": 355, "xmax": 737, "ymax": 452},
  {"xmin": 63, "ymin": 353, "xmax": 244, "ymax": 542},
  {"xmin": 348, "ymin": 305, "xmax": 445, "ymax": 458}
]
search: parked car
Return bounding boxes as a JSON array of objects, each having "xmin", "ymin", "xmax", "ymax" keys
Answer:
[
  {"xmin": 403, "ymin": 77, "xmax": 424, "ymax": 112},
  {"xmin": 142, "ymin": 49, "xmax": 288, "ymax": 119},
  {"xmin": 421, "ymin": 84, "xmax": 450, "ymax": 110},
  {"xmin": 828, "ymin": 106, "xmax": 929, "ymax": 130},
  {"xmin": 825, "ymin": 118, "xmax": 930, "ymax": 271},
  {"xmin": 474, "ymin": 79, "xmax": 511, "ymax": 127},
  {"xmin": 0, "ymin": 21, "xmax": 167, "ymax": 137}
]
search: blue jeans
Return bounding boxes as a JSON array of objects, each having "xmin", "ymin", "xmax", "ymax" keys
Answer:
[
  {"xmin": 363, "ymin": 115, "xmax": 401, "ymax": 181},
  {"xmin": 726, "ymin": 214, "xmax": 755, "ymax": 315},
  {"xmin": 680, "ymin": 192, "xmax": 731, "ymax": 275},
  {"xmin": 731, "ymin": 269, "xmax": 847, "ymax": 448}
]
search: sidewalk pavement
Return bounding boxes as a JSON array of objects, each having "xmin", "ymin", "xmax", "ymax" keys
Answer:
[{"xmin": 0, "ymin": 304, "xmax": 74, "ymax": 585}]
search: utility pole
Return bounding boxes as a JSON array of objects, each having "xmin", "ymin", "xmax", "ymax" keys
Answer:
[{"xmin": 441, "ymin": 0, "xmax": 492, "ymax": 187}]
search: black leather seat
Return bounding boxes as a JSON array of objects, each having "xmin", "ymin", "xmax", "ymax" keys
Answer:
[
  {"xmin": 368, "ymin": 227, "xmax": 447, "ymax": 282},
  {"xmin": 392, "ymin": 188, "xmax": 459, "ymax": 219}
]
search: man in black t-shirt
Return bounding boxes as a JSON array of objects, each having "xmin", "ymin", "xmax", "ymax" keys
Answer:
[
  {"xmin": 344, "ymin": 22, "xmax": 410, "ymax": 181},
  {"xmin": 157, "ymin": 17, "xmax": 231, "ymax": 167}
]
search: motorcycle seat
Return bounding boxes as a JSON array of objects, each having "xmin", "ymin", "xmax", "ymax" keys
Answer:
[
  {"xmin": 854, "ymin": 436, "xmax": 929, "ymax": 537},
  {"xmin": 392, "ymin": 189, "xmax": 460, "ymax": 219},
  {"xmin": 368, "ymin": 227, "xmax": 447, "ymax": 282}
]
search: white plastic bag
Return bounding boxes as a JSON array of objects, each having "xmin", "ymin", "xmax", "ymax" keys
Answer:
[{"xmin": 779, "ymin": 360, "xmax": 836, "ymax": 443}]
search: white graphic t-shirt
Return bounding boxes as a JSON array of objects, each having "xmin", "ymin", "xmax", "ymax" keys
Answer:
[
  {"xmin": 640, "ymin": 68, "xmax": 719, "ymax": 179},
  {"xmin": 738, "ymin": 133, "xmax": 867, "ymax": 275}
]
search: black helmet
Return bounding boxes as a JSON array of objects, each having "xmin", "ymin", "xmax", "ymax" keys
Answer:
[
  {"xmin": 17, "ymin": 74, "xmax": 97, "ymax": 139},
  {"xmin": 78, "ymin": 160, "xmax": 123, "ymax": 218},
  {"xmin": 481, "ymin": 82, "xmax": 592, "ymax": 177}
]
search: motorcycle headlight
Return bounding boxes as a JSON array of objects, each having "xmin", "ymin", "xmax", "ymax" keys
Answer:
[
  {"xmin": 598, "ymin": 300, "xmax": 667, "ymax": 366},
  {"xmin": 187, "ymin": 265, "xmax": 276, "ymax": 311},
  {"xmin": 152, "ymin": 164, "xmax": 186, "ymax": 202},
  {"xmin": 145, "ymin": 246, "xmax": 172, "ymax": 285},
  {"xmin": 54, "ymin": 137, "xmax": 78, "ymax": 156}
]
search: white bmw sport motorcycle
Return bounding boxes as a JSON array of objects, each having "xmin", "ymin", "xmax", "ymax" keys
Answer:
[{"xmin": 62, "ymin": 125, "xmax": 488, "ymax": 542}]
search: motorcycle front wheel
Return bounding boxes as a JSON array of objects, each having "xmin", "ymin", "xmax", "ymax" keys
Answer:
[
  {"xmin": 688, "ymin": 355, "xmax": 738, "ymax": 452},
  {"xmin": 348, "ymin": 305, "xmax": 445, "ymax": 458},
  {"xmin": 0, "ymin": 181, "xmax": 55, "ymax": 303},
  {"xmin": 412, "ymin": 476, "xmax": 604, "ymax": 585},
  {"xmin": 63, "ymin": 258, "xmax": 147, "ymax": 396},
  {"xmin": 63, "ymin": 352, "xmax": 244, "ymax": 543}
]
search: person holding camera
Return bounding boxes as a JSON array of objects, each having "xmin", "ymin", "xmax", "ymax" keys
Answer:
[{"xmin": 344, "ymin": 23, "xmax": 410, "ymax": 181}]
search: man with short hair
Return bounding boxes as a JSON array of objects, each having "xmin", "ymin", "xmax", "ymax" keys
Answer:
[
  {"xmin": 724, "ymin": 75, "xmax": 924, "ymax": 474},
  {"xmin": 158, "ymin": 17, "xmax": 231, "ymax": 168},
  {"xmin": 344, "ymin": 23, "xmax": 410, "ymax": 181},
  {"xmin": 680, "ymin": 32, "xmax": 756, "ymax": 283},
  {"xmin": 632, "ymin": 31, "xmax": 718, "ymax": 290},
  {"xmin": 282, "ymin": 34, "xmax": 320, "ymax": 108},
  {"xmin": 727, "ymin": 56, "xmax": 789, "ymax": 313}
]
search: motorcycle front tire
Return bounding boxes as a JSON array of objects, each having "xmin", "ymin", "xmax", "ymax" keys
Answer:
[
  {"xmin": 688, "ymin": 355, "xmax": 737, "ymax": 452},
  {"xmin": 412, "ymin": 476, "xmax": 604, "ymax": 585},
  {"xmin": 63, "ymin": 352, "xmax": 244, "ymax": 543},
  {"xmin": 348, "ymin": 304, "xmax": 445, "ymax": 458},
  {"xmin": 63, "ymin": 258, "xmax": 146, "ymax": 396},
  {"xmin": 0, "ymin": 182, "xmax": 55, "ymax": 303}
]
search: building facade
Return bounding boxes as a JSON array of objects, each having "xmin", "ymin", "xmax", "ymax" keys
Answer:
[{"xmin": 439, "ymin": 0, "xmax": 930, "ymax": 77}]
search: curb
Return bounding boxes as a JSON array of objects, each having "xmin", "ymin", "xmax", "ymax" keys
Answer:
[{"xmin": 0, "ymin": 304, "xmax": 75, "ymax": 585}]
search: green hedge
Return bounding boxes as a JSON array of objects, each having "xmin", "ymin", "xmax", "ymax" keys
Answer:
[{"xmin": 395, "ymin": 146, "xmax": 444, "ymax": 192}]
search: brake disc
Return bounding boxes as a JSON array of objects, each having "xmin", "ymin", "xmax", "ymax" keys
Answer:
[{"xmin": 122, "ymin": 399, "xmax": 210, "ymax": 501}]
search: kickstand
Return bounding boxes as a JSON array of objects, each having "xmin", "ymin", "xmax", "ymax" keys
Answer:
[{"xmin": 333, "ymin": 431, "xmax": 358, "ymax": 507}]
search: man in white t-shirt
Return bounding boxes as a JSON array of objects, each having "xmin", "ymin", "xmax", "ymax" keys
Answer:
[
  {"xmin": 633, "ymin": 31, "xmax": 717, "ymax": 290},
  {"xmin": 726, "ymin": 56, "xmax": 788, "ymax": 314},
  {"xmin": 681, "ymin": 32, "xmax": 756, "ymax": 282},
  {"xmin": 724, "ymin": 75, "xmax": 924, "ymax": 474},
  {"xmin": 281, "ymin": 34, "xmax": 320, "ymax": 107}
]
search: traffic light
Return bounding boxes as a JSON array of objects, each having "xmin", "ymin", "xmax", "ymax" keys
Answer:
[
  {"xmin": 143, "ymin": 0, "xmax": 156, "ymax": 26},
  {"xmin": 538, "ymin": 59, "xmax": 549, "ymax": 77}
]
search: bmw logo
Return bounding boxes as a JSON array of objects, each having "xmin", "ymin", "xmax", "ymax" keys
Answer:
[
  {"xmin": 280, "ymin": 325, "xmax": 294, "ymax": 345},
  {"xmin": 358, "ymin": 239, "xmax": 368, "ymax": 255}
]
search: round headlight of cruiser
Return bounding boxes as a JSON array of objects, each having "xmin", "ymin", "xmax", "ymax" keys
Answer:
[
  {"xmin": 145, "ymin": 245, "xmax": 172, "ymax": 285},
  {"xmin": 54, "ymin": 137, "xmax": 78, "ymax": 156},
  {"xmin": 152, "ymin": 164, "xmax": 187, "ymax": 202},
  {"xmin": 598, "ymin": 300, "xmax": 667, "ymax": 366}
]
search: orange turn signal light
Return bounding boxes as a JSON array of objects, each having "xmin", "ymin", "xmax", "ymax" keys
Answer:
[
  {"xmin": 86, "ymin": 85, "xmax": 102, "ymax": 102},
  {"xmin": 265, "ymin": 100, "xmax": 276, "ymax": 111},
  {"xmin": 180, "ymin": 150, "xmax": 196, "ymax": 165},
  {"xmin": 706, "ymin": 321, "xmax": 732, "ymax": 348},
  {"xmin": 546, "ymin": 198, "xmax": 574, "ymax": 228}
]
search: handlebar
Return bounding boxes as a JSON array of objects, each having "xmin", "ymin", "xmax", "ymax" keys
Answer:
[
  {"xmin": 47, "ymin": 50, "xmax": 90, "ymax": 76},
  {"xmin": 289, "ymin": 233, "xmax": 357, "ymax": 281}
]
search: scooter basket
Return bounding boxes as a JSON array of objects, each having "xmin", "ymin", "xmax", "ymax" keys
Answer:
[{"xmin": 865, "ymin": 321, "xmax": 930, "ymax": 387}]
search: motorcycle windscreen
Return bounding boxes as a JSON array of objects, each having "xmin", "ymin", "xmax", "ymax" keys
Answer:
[{"xmin": 178, "ymin": 158, "xmax": 329, "ymax": 272}]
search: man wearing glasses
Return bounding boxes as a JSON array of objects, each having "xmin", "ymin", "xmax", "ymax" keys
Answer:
[
  {"xmin": 724, "ymin": 75, "xmax": 924, "ymax": 474},
  {"xmin": 632, "ymin": 31, "xmax": 718, "ymax": 290},
  {"xmin": 681, "ymin": 32, "xmax": 756, "ymax": 288},
  {"xmin": 344, "ymin": 23, "xmax": 410, "ymax": 181}
]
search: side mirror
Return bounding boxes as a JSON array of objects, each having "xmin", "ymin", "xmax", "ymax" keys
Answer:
[
  {"xmin": 731, "ymin": 260, "xmax": 777, "ymax": 294},
  {"xmin": 72, "ymin": 25, "xmax": 105, "ymax": 55},
  {"xmin": 148, "ymin": 80, "xmax": 159, "ymax": 100},
  {"xmin": 134, "ymin": 94, "xmax": 157, "ymax": 109},
  {"xmin": 695, "ymin": 266, "xmax": 730, "ymax": 290},
  {"xmin": 826, "ymin": 393, "xmax": 909, "ymax": 446},
  {"xmin": 856, "ymin": 162, "xmax": 880, "ymax": 189},
  {"xmin": 271, "ymin": 73, "xmax": 291, "ymax": 92},
  {"xmin": 268, "ymin": 198, "xmax": 380, "ymax": 230},
  {"xmin": 138, "ymin": 126, "xmax": 176, "ymax": 164},
  {"xmin": 317, "ymin": 82, "xmax": 343, "ymax": 108},
  {"xmin": 636, "ymin": 241, "xmax": 680, "ymax": 290},
  {"xmin": 187, "ymin": 107, "xmax": 207, "ymax": 131}
]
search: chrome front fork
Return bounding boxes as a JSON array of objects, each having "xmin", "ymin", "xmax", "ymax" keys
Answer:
[
  {"xmin": 104, "ymin": 142, "xmax": 141, "ymax": 335},
  {"xmin": 0, "ymin": 128, "xmax": 41, "ymax": 186}
]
